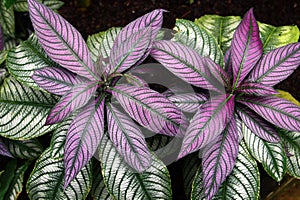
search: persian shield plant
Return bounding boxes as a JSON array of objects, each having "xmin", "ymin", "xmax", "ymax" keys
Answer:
[{"xmin": 151, "ymin": 8, "xmax": 300, "ymax": 200}]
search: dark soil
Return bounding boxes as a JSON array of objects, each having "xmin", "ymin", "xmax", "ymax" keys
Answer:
[{"xmin": 58, "ymin": 1, "xmax": 300, "ymax": 200}]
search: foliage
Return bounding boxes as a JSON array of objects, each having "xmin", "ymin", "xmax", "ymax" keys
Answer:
[{"xmin": 0, "ymin": 0, "xmax": 300, "ymax": 200}]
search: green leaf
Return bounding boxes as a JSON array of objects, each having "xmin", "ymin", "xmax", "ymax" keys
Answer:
[
  {"xmin": 258, "ymin": 22, "xmax": 300, "ymax": 53},
  {"xmin": 87, "ymin": 27, "xmax": 121, "ymax": 62},
  {"xmin": 4, "ymin": 138, "xmax": 44, "ymax": 159},
  {"xmin": 27, "ymin": 148, "xmax": 92, "ymax": 200},
  {"xmin": 278, "ymin": 130, "xmax": 300, "ymax": 178},
  {"xmin": 243, "ymin": 122, "xmax": 286, "ymax": 182},
  {"xmin": 6, "ymin": 34, "xmax": 58, "ymax": 89},
  {"xmin": 91, "ymin": 159, "xmax": 113, "ymax": 200},
  {"xmin": 1, "ymin": 161, "xmax": 30, "ymax": 200},
  {"xmin": 14, "ymin": 0, "xmax": 64, "ymax": 12},
  {"xmin": 181, "ymin": 153, "xmax": 201, "ymax": 198},
  {"xmin": 191, "ymin": 142, "xmax": 260, "ymax": 200},
  {"xmin": 0, "ymin": 0, "xmax": 15, "ymax": 37},
  {"xmin": 174, "ymin": 19, "xmax": 224, "ymax": 67},
  {"xmin": 194, "ymin": 15, "xmax": 241, "ymax": 53},
  {"xmin": 0, "ymin": 77, "xmax": 58, "ymax": 140},
  {"xmin": 0, "ymin": 159, "xmax": 17, "ymax": 198},
  {"xmin": 4, "ymin": 0, "xmax": 17, "ymax": 9},
  {"xmin": 98, "ymin": 135, "xmax": 172, "ymax": 200}
]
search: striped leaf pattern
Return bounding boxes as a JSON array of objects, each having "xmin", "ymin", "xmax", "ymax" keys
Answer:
[
  {"xmin": 178, "ymin": 94, "xmax": 235, "ymax": 159},
  {"xmin": 0, "ymin": 137, "xmax": 13, "ymax": 157},
  {"xmin": 168, "ymin": 93, "xmax": 207, "ymax": 113},
  {"xmin": 0, "ymin": 0, "xmax": 14, "ymax": 37},
  {"xmin": 278, "ymin": 130, "xmax": 300, "ymax": 178},
  {"xmin": 28, "ymin": 0, "xmax": 99, "ymax": 80},
  {"xmin": 0, "ymin": 26, "xmax": 3, "ymax": 51},
  {"xmin": 202, "ymin": 119, "xmax": 239, "ymax": 200},
  {"xmin": 111, "ymin": 85, "xmax": 188, "ymax": 137},
  {"xmin": 4, "ymin": 138, "xmax": 44, "ymax": 159},
  {"xmin": 236, "ymin": 106, "xmax": 280, "ymax": 142},
  {"xmin": 32, "ymin": 67, "xmax": 83, "ymax": 96},
  {"xmin": 248, "ymin": 43, "xmax": 300, "ymax": 86},
  {"xmin": 27, "ymin": 148, "xmax": 92, "ymax": 200},
  {"xmin": 238, "ymin": 96, "xmax": 300, "ymax": 132},
  {"xmin": 64, "ymin": 97, "xmax": 105, "ymax": 188},
  {"xmin": 174, "ymin": 19, "xmax": 224, "ymax": 67},
  {"xmin": 98, "ymin": 135, "xmax": 172, "ymax": 200},
  {"xmin": 214, "ymin": 141, "xmax": 259, "ymax": 200},
  {"xmin": 0, "ymin": 77, "xmax": 57, "ymax": 140},
  {"xmin": 46, "ymin": 82, "xmax": 97, "ymax": 125},
  {"xmin": 14, "ymin": 0, "xmax": 64, "ymax": 12},
  {"xmin": 258, "ymin": 22, "xmax": 300, "ymax": 53},
  {"xmin": 109, "ymin": 27, "xmax": 151, "ymax": 73},
  {"xmin": 236, "ymin": 82, "xmax": 278, "ymax": 96},
  {"xmin": 6, "ymin": 34, "xmax": 58, "ymax": 89},
  {"xmin": 243, "ymin": 122, "xmax": 286, "ymax": 181},
  {"xmin": 87, "ymin": 27, "xmax": 121, "ymax": 62},
  {"xmin": 194, "ymin": 15, "xmax": 241, "ymax": 53},
  {"xmin": 231, "ymin": 8, "xmax": 263, "ymax": 88},
  {"xmin": 107, "ymin": 103, "xmax": 151, "ymax": 172},
  {"xmin": 91, "ymin": 160, "xmax": 113, "ymax": 200},
  {"xmin": 151, "ymin": 40, "xmax": 224, "ymax": 91}
]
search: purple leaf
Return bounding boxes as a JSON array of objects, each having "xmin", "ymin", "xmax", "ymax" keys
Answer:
[
  {"xmin": 235, "ymin": 82, "xmax": 278, "ymax": 96},
  {"xmin": 109, "ymin": 27, "xmax": 151, "ymax": 74},
  {"xmin": 231, "ymin": 8, "xmax": 263, "ymax": 88},
  {"xmin": 178, "ymin": 94, "xmax": 235, "ymax": 159},
  {"xmin": 111, "ymin": 85, "xmax": 188, "ymax": 137},
  {"xmin": 236, "ymin": 106, "xmax": 280, "ymax": 142},
  {"xmin": 46, "ymin": 83, "xmax": 98, "ymax": 125},
  {"xmin": 108, "ymin": 9, "xmax": 164, "ymax": 74},
  {"xmin": 64, "ymin": 97, "xmax": 105, "ymax": 188},
  {"xmin": 248, "ymin": 43, "xmax": 300, "ymax": 86},
  {"xmin": 32, "ymin": 67, "xmax": 84, "ymax": 96},
  {"xmin": 0, "ymin": 26, "xmax": 3, "ymax": 51},
  {"xmin": 151, "ymin": 40, "xmax": 224, "ymax": 92},
  {"xmin": 168, "ymin": 93, "xmax": 208, "ymax": 113},
  {"xmin": 0, "ymin": 138, "xmax": 13, "ymax": 157},
  {"xmin": 238, "ymin": 96, "xmax": 300, "ymax": 132},
  {"xmin": 28, "ymin": 0, "xmax": 99, "ymax": 80},
  {"xmin": 202, "ymin": 119, "xmax": 239, "ymax": 200},
  {"xmin": 107, "ymin": 103, "xmax": 151, "ymax": 172}
]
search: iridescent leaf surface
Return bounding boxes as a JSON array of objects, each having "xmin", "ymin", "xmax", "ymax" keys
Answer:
[
  {"xmin": 236, "ymin": 82, "xmax": 278, "ymax": 96},
  {"xmin": 168, "ymin": 93, "xmax": 207, "ymax": 113},
  {"xmin": 28, "ymin": 0, "xmax": 98, "ymax": 80},
  {"xmin": 112, "ymin": 85, "xmax": 188, "ymax": 137},
  {"xmin": 0, "ymin": 137, "xmax": 13, "ymax": 157}
]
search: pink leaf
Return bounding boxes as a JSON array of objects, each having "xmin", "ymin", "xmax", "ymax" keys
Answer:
[
  {"xmin": 248, "ymin": 43, "xmax": 300, "ymax": 86},
  {"xmin": 64, "ymin": 97, "xmax": 105, "ymax": 188},
  {"xmin": 231, "ymin": 8, "xmax": 263, "ymax": 88},
  {"xmin": 28, "ymin": 0, "xmax": 99, "ymax": 80},
  {"xmin": 111, "ymin": 85, "xmax": 188, "ymax": 137},
  {"xmin": 107, "ymin": 103, "xmax": 151, "ymax": 172},
  {"xmin": 236, "ymin": 82, "xmax": 278, "ymax": 96},
  {"xmin": 168, "ymin": 93, "xmax": 208, "ymax": 113},
  {"xmin": 178, "ymin": 94, "xmax": 235, "ymax": 159},
  {"xmin": 238, "ymin": 96, "xmax": 300, "ymax": 132},
  {"xmin": 32, "ymin": 67, "xmax": 84, "ymax": 96},
  {"xmin": 202, "ymin": 119, "xmax": 239, "ymax": 200},
  {"xmin": 46, "ymin": 83, "xmax": 97, "ymax": 124}
]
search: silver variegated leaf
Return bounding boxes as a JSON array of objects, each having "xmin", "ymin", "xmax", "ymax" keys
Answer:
[
  {"xmin": 0, "ymin": 77, "xmax": 58, "ymax": 140},
  {"xmin": 194, "ymin": 15, "xmax": 241, "ymax": 53},
  {"xmin": 174, "ymin": 19, "xmax": 224, "ymax": 67},
  {"xmin": 87, "ymin": 27, "xmax": 121, "ymax": 63},
  {"xmin": 27, "ymin": 148, "xmax": 92, "ymax": 200},
  {"xmin": 278, "ymin": 130, "xmax": 300, "ymax": 178},
  {"xmin": 0, "ymin": 0, "xmax": 15, "ymax": 37},
  {"xmin": 6, "ymin": 34, "xmax": 59, "ymax": 89},
  {"xmin": 191, "ymin": 141, "xmax": 260, "ymax": 200},
  {"xmin": 4, "ymin": 138, "xmax": 44, "ymax": 159},
  {"xmin": 98, "ymin": 135, "xmax": 172, "ymax": 200},
  {"xmin": 243, "ymin": 122, "xmax": 286, "ymax": 182},
  {"xmin": 258, "ymin": 22, "xmax": 300, "ymax": 53}
]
